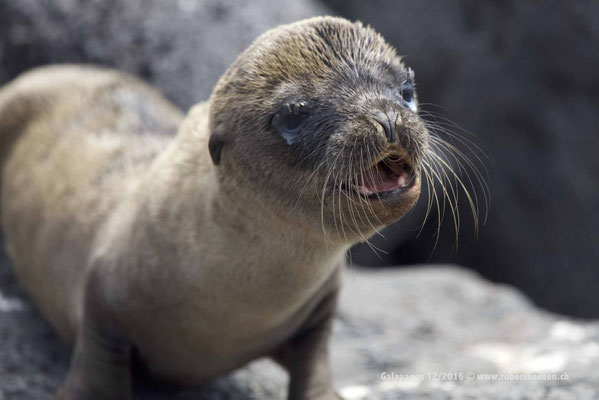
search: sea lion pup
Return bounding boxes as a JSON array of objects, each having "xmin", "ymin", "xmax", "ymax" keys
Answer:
[{"xmin": 0, "ymin": 16, "xmax": 428, "ymax": 399}]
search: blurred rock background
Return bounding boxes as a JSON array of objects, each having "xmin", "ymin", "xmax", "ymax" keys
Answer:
[
  {"xmin": 0, "ymin": 0, "xmax": 325, "ymax": 109},
  {"xmin": 0, "ymin": 0, "xmax": 598, "ymax": 398}
]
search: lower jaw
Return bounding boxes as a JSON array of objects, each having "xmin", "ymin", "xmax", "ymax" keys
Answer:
[
  {"xmin": 320, "ymin": 187, "xmax": 421, "ymax": 241},
  {"xmin": 342, "ymin": 176, "xmax": 420, "ymax": 203},
  {"xmin": 363, "ymin": 185, "xmax": 414, "ymax": 201}
]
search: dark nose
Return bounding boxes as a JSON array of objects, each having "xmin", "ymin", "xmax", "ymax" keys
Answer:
[{"xmin": 374, "ymin": 110, "xmax": 402, "ymax": 143}]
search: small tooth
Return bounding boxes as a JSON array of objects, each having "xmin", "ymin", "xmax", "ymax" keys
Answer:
[
  {"xmin": 397, "ymin": 174, "xmax": 409, "ymax": 188},
  {"xmin": 356, "ymin": 185, "xmax": 373, "ymax": 196}
]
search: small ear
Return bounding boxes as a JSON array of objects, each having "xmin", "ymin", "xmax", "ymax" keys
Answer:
[{"xmin": 208, "ymin": 124, "xmax": 228, "ymax": 165}]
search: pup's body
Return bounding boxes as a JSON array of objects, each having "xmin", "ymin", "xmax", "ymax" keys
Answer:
[
  {"xmin": 0, "ymin": 65, "xmax": 344, "ymax": 385},
  {"xmin": 0, "ymin": 17, "xmax": 427, "ymax": 399}
]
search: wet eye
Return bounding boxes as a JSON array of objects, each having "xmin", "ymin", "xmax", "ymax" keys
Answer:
[
  {"xmin": 400, "ymin": 84, "xmax": 417, "ymax": 112},
  {"xmin": 401, "ymin": 87, "xmax": 414, "ymax": 103},
  {"xmin": 274, "ymin": 102, "xmax": 309, "ymax": 144},
  {"xmin": 279, "ymin": 112, "xmax": 306, "ymax": 133}
]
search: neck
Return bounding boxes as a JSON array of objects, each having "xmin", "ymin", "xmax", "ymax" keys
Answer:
[{"xmin": 137, "ymin": 103, "xmax": 349, "ymax": 288}]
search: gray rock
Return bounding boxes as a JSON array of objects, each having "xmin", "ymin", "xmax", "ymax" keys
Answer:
[
  {"xmin": 2, "ymin": 260, "xmax": 598, "ymax": 399},
  {"xmin": 333, "ymin": 267, "xmax": 599, "ymax": 399},
  {"xmin": 0, "ymin": 0, "xmax": 328, "ymax": 109}
]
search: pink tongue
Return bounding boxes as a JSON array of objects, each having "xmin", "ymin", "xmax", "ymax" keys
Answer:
[{"xmin": 357, "ymin": 163, "xmax": 409, "ymax": 195}]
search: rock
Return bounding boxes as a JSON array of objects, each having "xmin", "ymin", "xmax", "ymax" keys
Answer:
[
  {"xmin": 332, "ymin": 266, "xmax": 599, "ymax": 399},
  {"xmin": 0, "ymin": 254, "xmax": 69, "ymax": 400},
  {"xmin": 326, "ymin": 0, "xmax": 599, "ymax": 318},
  {"xmin": 2, "ymin": 259, "xmax": 598, "ymax": 399},
  {"xmin": 0, "ymin": 0, "xmax": 328, "ymax": 109}
]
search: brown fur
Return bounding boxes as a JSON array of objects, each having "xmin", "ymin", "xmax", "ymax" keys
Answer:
[{"xmin": 0, "ymin": 17, "xmax": 428, "ymax": 399}]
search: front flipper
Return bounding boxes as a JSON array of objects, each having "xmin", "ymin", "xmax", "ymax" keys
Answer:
[
  {"xmin": 273, "ymin": 275, "xmax": 344, "ymax": 400},
  {"xmin": 55, "ymin": 269, "xmax": 132, "ymax": 400}
]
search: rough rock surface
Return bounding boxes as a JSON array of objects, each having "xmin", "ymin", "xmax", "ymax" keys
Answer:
[
  {"xmin": 2, "ymin": 258, "xmax": 598, "ymax": 399},
  {"xmin": 326, "ymin": 0, "xmax": 599, "ymax": 318},
  {"xmin": 0, "ymin": 0, "xmax": 327, "ymax": 109}
]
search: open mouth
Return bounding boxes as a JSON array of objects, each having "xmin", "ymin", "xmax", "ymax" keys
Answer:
[{"xmin": 346, "ymin": 154, "xmax": 417, "ymax": 199}]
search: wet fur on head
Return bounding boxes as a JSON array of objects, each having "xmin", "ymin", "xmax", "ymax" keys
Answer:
[{"xmin": 207, "ymin": 17, "xmax": 429, "ymax": 242}]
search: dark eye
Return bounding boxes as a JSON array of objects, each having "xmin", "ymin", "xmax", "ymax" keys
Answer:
[
  {"xmin": 401, "ymin": 86, "xmax": 414, "ymax": 103},
  {"xmin": 274, "ymin": 102, "xmax": 309, "ymax": 144},
  {"xmin": 398, "ymin": 83, "xmax": 417, "ymax": 111},
  {"xmin": 279, "ymin": 112, "xmax": 306, "ymax": 134}
]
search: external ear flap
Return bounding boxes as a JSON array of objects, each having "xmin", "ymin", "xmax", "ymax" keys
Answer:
[{"xmin": 208, "ymin": 124, "xmax": 228, "ymax": 165}]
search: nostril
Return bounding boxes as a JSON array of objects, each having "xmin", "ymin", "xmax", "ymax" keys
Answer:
[{"xmin": 374, "ymin": 110, "xmax": 401, "ymax": 143}]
